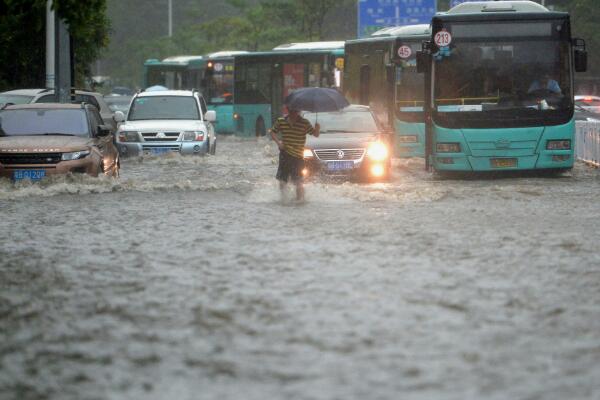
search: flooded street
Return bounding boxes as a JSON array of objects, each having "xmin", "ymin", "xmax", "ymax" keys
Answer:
[{"xmin": 1, "ymin": 137, "xmax": 600, "ymax": 400}]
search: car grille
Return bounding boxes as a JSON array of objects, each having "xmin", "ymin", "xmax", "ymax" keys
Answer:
[
  {"xmin": 141, "ymin": 145, "xmax": 180, "ymax": 151},
  {"xmin": 314, "ymin": 149, "xmax": 365, "ymax": 161},
  {"xmin": 141, "ymin": 132, "xmax": 180, "ymax": 142},
  {"xmin": 0, "ymin": 153, "xmax": 62, "ymax": 165}
]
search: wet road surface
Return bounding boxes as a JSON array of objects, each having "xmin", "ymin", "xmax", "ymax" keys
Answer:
[{"xmin": 1, "ymin": 137, "xmax": 600, "ymax": 400}]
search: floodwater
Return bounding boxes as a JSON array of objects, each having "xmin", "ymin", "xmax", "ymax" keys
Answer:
[{"xmin": 1, "ymin": 137, "xmax": 599, "ymax": 400}]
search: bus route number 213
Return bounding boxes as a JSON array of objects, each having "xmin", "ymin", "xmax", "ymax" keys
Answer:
[{"xmin": 434, "ymin": 30, "xmax": 452, "ymax": 47}]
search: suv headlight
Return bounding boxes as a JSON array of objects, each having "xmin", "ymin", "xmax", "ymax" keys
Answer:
[
  {"xmin": 183, "ymin": 131, "xmax": 205, "ymax": 141},
  {"xmin": 303, "ymin": 149, "xmax": 314, "ymax": 158},
  {"xmin": 118, "ymin": 131, "xmax": 139, "ymax": 142},
  {"xmin": 367, "ymin": 142, "xmax": 389, "ymax": 161},
  {"xmin": 62, "ymin": 150, "xmax": 90, "ymax": 161}
]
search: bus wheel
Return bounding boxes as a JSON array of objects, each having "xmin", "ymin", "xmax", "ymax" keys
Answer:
[{"xmin": 255, "ymin": 117, "xmax": 266, "ymax": 137}]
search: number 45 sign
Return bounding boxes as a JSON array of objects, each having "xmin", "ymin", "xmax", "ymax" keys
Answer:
[{"xmin": 434, "ymin": 29, "xmax": 452, "ymax": 47}]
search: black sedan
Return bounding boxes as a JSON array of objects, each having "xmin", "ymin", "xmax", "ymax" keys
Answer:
[{"xmin": 302, "ymin": 105, "xmax": 391, "ymax": 182}]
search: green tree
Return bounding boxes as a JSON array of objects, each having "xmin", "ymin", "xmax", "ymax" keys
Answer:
[{"xmin": 0, "ymin": 0, "xmax": 109, "ymax": 90}]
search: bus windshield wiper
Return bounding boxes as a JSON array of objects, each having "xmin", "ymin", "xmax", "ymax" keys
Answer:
[{"xmin": 41, "ymin": 133, "xmax": 76, "ymax": 136}]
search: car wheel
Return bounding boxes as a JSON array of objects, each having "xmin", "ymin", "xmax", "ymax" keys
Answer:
[
  {"xmin": 210, "ymin": 139, "xmax": 216, "ymax": 155},
  {"xmin": 255, "ymin": 117, "xmax": 266, "ymax": 137}
]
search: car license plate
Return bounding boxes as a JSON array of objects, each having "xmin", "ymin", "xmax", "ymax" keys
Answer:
[
  {"xmin": 491, "ymin": 158, "xmax": 517, "ymax": 168},
  {"xmin": 327, "ymin": 161, "xmax": 354, "ymax": 171},
  {"xmin": 13, "ymin": 169, "xmax": 46, "ymax": 181},
  {"xmin": 148, "ymin": 148, "xmax": 171, "ymax": 155}
]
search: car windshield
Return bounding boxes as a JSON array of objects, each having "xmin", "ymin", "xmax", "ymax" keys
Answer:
[
  {"xmin": 105, "ymin": 96, "xmax": 132, "ymax": 113},
  {"xmin": 0, "ymin": 94, "xmax": 34, "ymax": 105},
  {"xmin": 0, "ymin": 109, "xmax": 89, "ymax": 137},
  {"xmin": 304, "ymin": 110, "xmax": 379, "ymax": 133},
  {"xmin": 128, "ymin": 96, "xmax": 199, "ymax": 120}
]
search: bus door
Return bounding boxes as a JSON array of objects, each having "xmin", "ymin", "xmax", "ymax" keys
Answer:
[
  {"xmin": 280, "ymin": 63, "xmax": 305, "ymax": 115},
  {"xmin": 271, "ymin": 63, "xmax": 283, "ymax": 122}
]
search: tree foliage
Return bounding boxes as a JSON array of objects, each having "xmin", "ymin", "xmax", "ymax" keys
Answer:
[
  {"xmin": 0, "ymin": 0, "xmax": 109, "ymax": 90},
  {"xmin": 102, "ymin": 0, "xmax": 354, "ymax": 87}
]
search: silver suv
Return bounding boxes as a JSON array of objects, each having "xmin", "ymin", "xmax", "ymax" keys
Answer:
[{"xmin": 115, "ymin": 90, "xmax": 217, "ymax": 157}]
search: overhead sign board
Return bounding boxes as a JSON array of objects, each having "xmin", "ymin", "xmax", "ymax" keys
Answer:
[{"xmin": 357, "ymin": 0, "xmax": 437, "ymax": 38}]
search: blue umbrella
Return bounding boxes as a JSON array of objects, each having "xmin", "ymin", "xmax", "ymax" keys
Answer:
[{"xmin": 284, "ymin": 87, "xmax": 349, "ymax": 113}]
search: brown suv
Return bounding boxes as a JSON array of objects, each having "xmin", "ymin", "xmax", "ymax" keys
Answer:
[{"xmin": 0, "ymin": 103, "xmax": 119, "ymax": 181}]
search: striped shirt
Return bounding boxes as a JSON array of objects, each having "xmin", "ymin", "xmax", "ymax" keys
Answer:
[{"xmin": 271, "ymin": 116, "xmax": 314, "ymax": 159}]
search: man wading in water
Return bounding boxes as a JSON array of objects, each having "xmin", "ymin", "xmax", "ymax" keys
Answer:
[{"xmin": 269, "ymin": 108, "xmax": 320, "ymax": 202}]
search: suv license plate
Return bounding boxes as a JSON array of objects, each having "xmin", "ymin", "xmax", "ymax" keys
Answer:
[
  {"xmin": 327, "ymin": 161, "xmax": 354, "ymax": 171},
  {"xmin": 13, "ymin": 169, "xmax": 46, "ymax": 181},
  {"xmin": 148, "ymin": 148, "xmax": 171, "ymax": 155},
  {"xmin": 491, "ymin": 158, "xmax": 517, "ymax": 168}
]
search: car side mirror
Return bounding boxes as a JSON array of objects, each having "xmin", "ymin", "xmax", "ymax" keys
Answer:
[
  {"xmin": 574, "ymin": 49, "xmax": 588, "ymax": 73},
  {"xmin": 113, "ymin": 111, "xmax": 125, "ymax": 123},
  {"xmin": 416, "ymin": 51, "xmax": 429, "ymax": 74},
  {"xmin": 97, "ymin": 125, "xmax": 111, "ymax": 137},
  {"xmin": 205, "ymin": 110, "xmax": 217, "ymax": 122}
]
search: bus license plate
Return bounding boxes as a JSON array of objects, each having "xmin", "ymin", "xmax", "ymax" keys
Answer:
[
  {"xmin": 327, "ymin": 161, "xmax": 354, "ymax": 171},
  {"xmin": 13, "ymin": 169, "xmax": 46, "ymax": 181},
  {"xmin": 491, "ymin": 158, "xmax": 517, "ymax": 168}
]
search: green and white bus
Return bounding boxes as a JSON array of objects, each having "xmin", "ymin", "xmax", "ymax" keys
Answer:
[
  {"xmin": 143, "ymin": 51, "xmax": 249, "ymax": 134},
  {"xmin": 233, "ymin": 42, "xmax": 345, "ymax": 136},
  {"xmin": 143, "ymin": 55, "xmax": 206, "ymax": 90},
  {"xmin": 344, "ymin": 24, "xmax": 431, "ymax": 157},
  {"xmin": 416, "ymin": 0, "xmax": 587, "ymax": 172}
]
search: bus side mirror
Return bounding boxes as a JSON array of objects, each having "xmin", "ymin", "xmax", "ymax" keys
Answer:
[
  {"xmin": 416, "ymin": 51, "xmax": 429, "ymax": 74},
  {"xmin": 574, "ymin": 50, "xmax": 587, "ymax": 73},
  {"xmin": 573, "ymin": 38, "xmax": 588, "ymax": 73}
]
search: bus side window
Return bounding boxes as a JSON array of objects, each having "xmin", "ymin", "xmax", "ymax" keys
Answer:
[{"xmin": 360, "ymin": 65, "xmax": 370, "ymax": 106}]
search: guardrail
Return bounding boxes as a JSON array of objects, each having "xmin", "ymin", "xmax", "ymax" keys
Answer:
[{"xmin": 575, "ymin": 121, "xmax": 600, "ymax": 167}]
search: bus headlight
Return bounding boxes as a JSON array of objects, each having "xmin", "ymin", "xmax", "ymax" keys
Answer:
[
  {"xmin": 367, "ymin": 142, "xmax": 388, "ymax": 161},
  {"xmin": 397, "ymin": 135, "xmax": 417, "ymax": 143},
  {"xmin": 303, "ymin": 149, "xmax": 314, "ymax": 158},
  {"xmin": 436, "ymin": 143, "xmax": 461, "ymax": 153},
  {"xmin": 546, "ymin": 140, "xmax": 571, "ymax": 150}
]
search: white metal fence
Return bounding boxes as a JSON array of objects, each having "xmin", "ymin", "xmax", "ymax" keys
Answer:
[{"xmin": 575, "ymin": 121, "xmax": 600, "ymax": 167}]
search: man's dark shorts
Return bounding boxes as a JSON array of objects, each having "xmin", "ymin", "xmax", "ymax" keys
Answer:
[{"xmin": 276, "ymin": 150, "xmax": 304, "ymax": 183}]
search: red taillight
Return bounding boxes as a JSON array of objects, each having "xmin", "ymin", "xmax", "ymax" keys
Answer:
[
  {"xmin": 584, "ymin": 97, "xmax": 594, "ymax": 102},
  {"xmin": 196, "ymin": 134, "xmax": 204, "ymax": 141}
]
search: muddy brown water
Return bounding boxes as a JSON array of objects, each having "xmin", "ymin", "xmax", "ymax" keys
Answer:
[{"xmin": 1, "ymin": 137, "xmax": 599, "ymax": 400}]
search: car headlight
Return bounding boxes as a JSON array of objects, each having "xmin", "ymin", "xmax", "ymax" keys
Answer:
[
  {"xmin": 61, "ymin": 150, "xmax": 90, "ymax": 161},
  {"xmin": 183, "ymin": 131, "xmax": 205, "ymax": 141},
  {"xmin": 436, "ymin": 143, "xmax": 461, "ymax": 153},
  {"xmin": 118, "ymin": 131, "xmax": 139, "ymax": 142},
  {"xmin": 303, "ymin": 148, "xmax": 314, "ymax": 158},
  {"xmin": 546, "ymin": 140, "xmax": 571, "ymax": 150},
  {"xmin": 367, "ymin": 142, "xmax": 389, "ymax": 161}
]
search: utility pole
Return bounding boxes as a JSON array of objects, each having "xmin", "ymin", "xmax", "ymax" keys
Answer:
[
  {"xmin": 168, "ymin": 0, "xmax": 173, "ymax": 37},
  {"xmin": 54, "ymin": 7, "xmax": 71, "ymax": 102},
  {"xmin": 45, "ymin": 0, "xmax": 55, "ymax": 88}
]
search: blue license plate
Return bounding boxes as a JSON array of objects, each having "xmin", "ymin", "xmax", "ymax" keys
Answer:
[
  {"xmin": 149, "ymin": 148, "xmax": 171, "ymax": 155},
  {"xmin": 13, "ymin": 169, "xmax": 46, "ymax": 181},
  {"xmin": 327, "ymin": 161, "xmax": 354, "ymax": 171}
]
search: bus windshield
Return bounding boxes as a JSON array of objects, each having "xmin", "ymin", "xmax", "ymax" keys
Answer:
[
  {"xmin": 433, "ymin": 21, "xmax": 572, "ymax": 121},
  {"xmin": 206, "ymin": 61, "xmax": 234, "ymax": 104}
]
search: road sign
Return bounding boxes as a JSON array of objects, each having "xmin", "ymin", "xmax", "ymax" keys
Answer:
[{"xmin": 357, "ymin": 0, "xmax": 437, "ymax": 38}]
